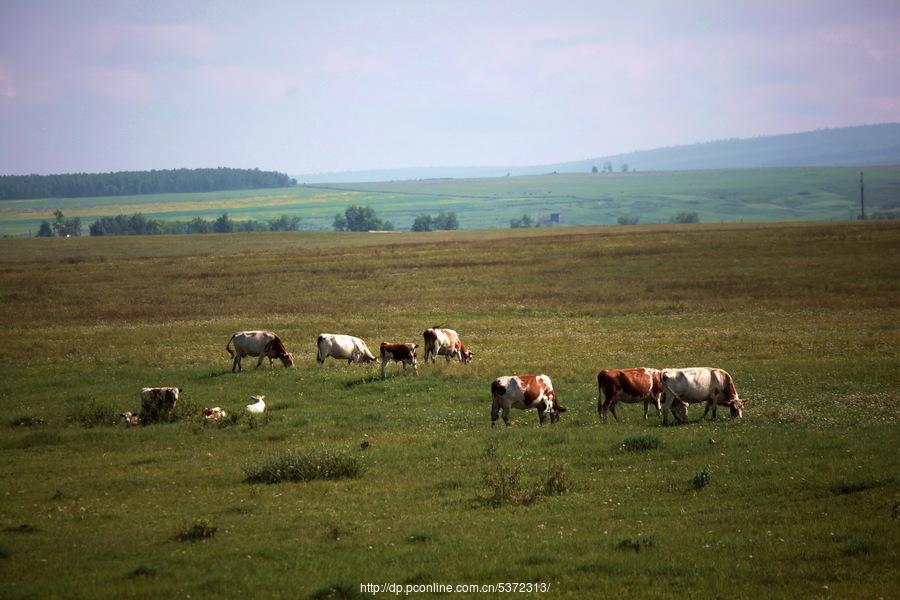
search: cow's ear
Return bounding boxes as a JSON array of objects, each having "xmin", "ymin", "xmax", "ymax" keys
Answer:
[{"xmin": 414, "ymin": 344, "xmax": 419, "ymax": 348}]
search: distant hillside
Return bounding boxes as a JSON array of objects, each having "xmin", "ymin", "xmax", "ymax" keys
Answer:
[
  {"xmin": 0, "ymin": 167, "xmax": 296, "ymax": 200},
  {"xmin": 297, "ymin": 123, "xmax": 900, "ymax": 183}
]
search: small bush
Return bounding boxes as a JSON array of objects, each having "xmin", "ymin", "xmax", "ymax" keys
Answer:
[
  {"xmin": 830, "ymin": 479, "xmax": 883, "ymax": 496},
  {"xmin": 617, "ymin": 536, "xmax": 655, "ymax": 552},
  {"xmin": 173, "ymin": 519, "xmax": 217, "ymax": 542},
  {"xmin": 621, "ymin": 436, "xmax": 661, "ymax": 452},
  {"xmin": 244, "ymin": 448, "xmax": 362, "ymax": 484},
  {"xmin": 9, "ymin": 415, "xmax": 46, "ymax": 428},
  {"xmin": 309, "ymin": 582, "xmax": 373, "ymax": 599},
  {"xmin": 672, "ymin": 211, "xmax": 700, "ymax": 224},
  {"xmin": 617, "ymin": 214, "xmax": 640, "ymax": 225},
  {"xmin": 128, "ymin": 565, "xmax": 157, "ymax": 578},
  {"xmin": 841, "ymin": 537, "xmax": 877, "ymax": 557},
  {"xmin": 480, "ymin": 463, "xmax": 571, "ymax": 506},
  {"xmin": 67, "ymin": 399, "xmax": 116, "ymax": 428},
  {"xmin": 692, "ymin": 467, "xmax": 711, "ymax": 490},
  {"xmin": 407, "ymin": 532, "xmax": 434, "ymax": 543}
]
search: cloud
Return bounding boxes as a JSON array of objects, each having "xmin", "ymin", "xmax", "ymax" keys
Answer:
[
  {"xmin": 90, "ymin": 22, "xmax": 217, "ymax": 58},
  {"xmin": 78, "ymin": 67, "xmax": 154, "ymax": 102},
  {"xmin": 195, "ymin": 64, "xmax": 291, "ymax": 101},
  {"xmin": 0, "ymin": 68, "xmax": 16, "ymax": 98}
]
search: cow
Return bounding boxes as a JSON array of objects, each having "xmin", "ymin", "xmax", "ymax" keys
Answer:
[
  {"xmin": 598, "ymin": 368, "xmax": 665, "ymax": 422},
  {"xmin": 422, "ymin": 327, "xmax": 473, "ymax": 364},
  {"xmin": 226, "ymin": 331, "xmax": 295, "ymax": 373},
  {"xmin": 120, "ymin": 411, "xmax": 141, "ymax": 427},
  {"xmin": 316, "ymin": 333, "xmax": 377, "ymax": 365},
  {"xmin": 379, "ymin": 342, "xmax": 418, "ymax": 378},
  {"xmin": 202, "ymin": 407, "xmax": 226, "ymax": 421},
  {"xmin": 490, "ymin": 374, "xmax": 566, "ymax": 426},
  {"xmin": 660, "ymin": 367, "xmax": 744, "ymax": 425},
  {"xmin": 139, "ymin": 387, "xmax": 181, "ymax": 423}
]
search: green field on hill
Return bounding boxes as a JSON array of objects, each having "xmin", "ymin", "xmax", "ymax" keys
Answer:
[
  {"xmin": 0, "ymin": 221, "xmax": 898, "ymax": 598},
  {"xmin": 2, "ymin": 166, "xmax": 898, "ymax": 235}
]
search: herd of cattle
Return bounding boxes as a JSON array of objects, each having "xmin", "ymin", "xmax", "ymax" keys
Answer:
[{"xmin": 133, "ymin": 327, "xmax": 745, "ymax": 427}]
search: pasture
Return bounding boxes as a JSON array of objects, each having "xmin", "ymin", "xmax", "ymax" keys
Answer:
[
  {"xmin": 0, "ymin": 221, "xmax": 898, "ymax": 598},
  {"xmin": 2, "ymin": 165, "xmax": 899, "ymax": 235}
]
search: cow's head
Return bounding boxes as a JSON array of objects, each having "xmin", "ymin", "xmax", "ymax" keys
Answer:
[
  {"xmin": 410, "ymin": 344, "xmax": 419, "ymax": 365},
  {"xmin": 728, "ymin": 398, "xmax": 744, "ymax": 418},
  {"xmin": 547, "ymin": 390, "xmax": 567, "ymax": 424},
  {"xmin": 280, "ymin": 352, "xmax": 296, "ymax": 368},
  {"xmin": 460, "ymin": 344, "xmax": 474, "ymax": 364}
]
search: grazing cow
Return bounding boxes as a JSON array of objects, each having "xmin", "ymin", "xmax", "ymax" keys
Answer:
[
  {"xmin": 202, "ymin": 407, "xmax": 226, "ymax": 421},
  {"xmin": 422, "ymin": 327, "xmax": 473, "ymax": 364},
  {"xmin": 139, "ymin": 387, "xmax": 181, "ymax": 423},
  {"xmin": 660, "ymin": 367, "xmax": 744, "ymax": 425},
  {"xmin": 226, "ymin": 331, "xmax": 295, "ymax": 372},
  {"xmin": 379, "ymin": 342, "xmax": 418, "ymax": 378},
  {"xmin": 491, "ymin": 374, "xmax": 566, "ymax": 426},
  {"xmin": 316, "ymin": 333, "xmax": 377, "ymax": 365},
  {"xmin": 598, "ymin": 368, "xmax": 665, "ymax": 422}
]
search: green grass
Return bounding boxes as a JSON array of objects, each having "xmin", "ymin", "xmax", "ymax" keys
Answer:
[
  {"xmin": 0, "ymin": 222, "xmax": 898, "ymax": 598},
  {"xmin": 2, "ymin": 165, "xmax": 898, "ymax": 235}
]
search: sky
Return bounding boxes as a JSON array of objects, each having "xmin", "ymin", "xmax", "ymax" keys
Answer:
[{"xmin": 1, "ymin": 0, "xmax": 899, "ymax": 176}]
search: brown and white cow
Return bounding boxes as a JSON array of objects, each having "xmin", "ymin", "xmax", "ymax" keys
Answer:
[
  {"xmin": 226, "ymin": 331, "xmax": 295, "ymax": 372},
  {"xmin": 491, "ymin": 374, "xmax": 566, "ymax": 426},
  {"xmin": 660, "ymin": 367, "xmax": 744, "ymax": 425},
  {"xmin": 598, "ymin": 368, "xmax": 665, "ymax": 422},
  {"xmin": 379, "ymin": 342, "xmax": 418, "ymax": 378},
  {"xmin": 422, "ymin": 327, "xmax": 473, "ymax": 364},
  {"xmin": 139, "ymin": 387, "xmax": 182, "ymax": 423}
]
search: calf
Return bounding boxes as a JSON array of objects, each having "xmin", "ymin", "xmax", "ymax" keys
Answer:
[
  {"xmin": 139, "ymin": 387, "xmax": 181, "ymax": 423},
  {"xmin": 316, "ymin": 333, "xmax": 377, "ymax": 364},
  {"xmin": 598, "ymin": 368, "xmax": 665, "ymax": 422},
  {"xmin": 660, "ymin": 367, "xmax": 744, "ymax": 425},
  {"xmin": 491, "ymin": 374, "xmax": 566, "ymax": 426},
  {"xmin": 226, "ymin": 331, "xmax": 295, "ymax": 372},
  {"xmin": 422, "ymin": 327, "xmax": 473, "ymax": 364},
  {"xmin": 380, "ymin": 342, "xmax": 418, "ymax": 378}
]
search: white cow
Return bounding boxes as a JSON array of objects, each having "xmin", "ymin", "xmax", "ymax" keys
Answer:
[
  {"xmin": 490, "ymin": 374, "xmax": 566, "ymax": 426},
  {"xmin": 226, "ymin": 331, "xmax": 295, "ymax": 372},
  {"xmin": 422, "ymin": 327, "xmax": 473, "ymax": 364},
  {"xmin": 660, "ymin": 367, "xmax": 744, "ymax": 425},
  {"xmin": 316, "ymin": 333, "xmax": 377, "ymax": 365}
]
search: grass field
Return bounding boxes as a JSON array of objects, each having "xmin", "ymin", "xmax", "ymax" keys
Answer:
[
  {"xmin": 2, "ymin": 165, "xmax": 899, "ymax": 235},
  {"xmin": 0, "ymin": 221, "xmax": 898, "ymax": 598}
]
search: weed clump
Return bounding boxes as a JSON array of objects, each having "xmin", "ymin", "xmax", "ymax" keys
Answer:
[
  {"xmin": 128, "ymin": 564, "xmax": 157, "ymax": 578},
  {"xmin": 173, "ymin": 519, "xmax": 217, "ymax": 542},
  {"xmin": 620, "ymin": 435, "xmax": 662, "ymax": 452},
  {"xmin": 67, "ymin": 399, "xmax": 115, "ymax": 428},
  {"xmin": 480, "ymin": 462, "xmax": 571, "ymax": 506},
  {"xmin": 830, "ymin": 479, "xmax": 884, "ymax": 496},
  {"xmin": 9, "ymin": 415, "xmax": 45, "ymax": 428},
  {"xmin": 244, "ymin": 448, "xmax": 362, "ymax": 484},
  {"xmin": 617, "ymin": 536, "xmax": 655, "ymax": 552},
  {"xmin": 692, "ymin": 467, "xmax": 711, "ymax": 490}
]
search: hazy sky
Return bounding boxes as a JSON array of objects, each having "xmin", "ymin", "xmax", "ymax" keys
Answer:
[{"xmin": 1, "ymin": 1, "xmax": 899, "ymax": 175}]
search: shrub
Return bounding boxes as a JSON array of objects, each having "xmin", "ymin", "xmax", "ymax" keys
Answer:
[
  {"xmin": 67, "ymin": 398, "xmax": 115, "ymax": 428},
  {"xmin": 617, "ymin": 536, "xmax": 655, "ymax": 552},
  {"xmin": 672, "ymin": 211, "xmax": 699, "ymax": 224},
  {"xmin": 692, "ymin": 467, "xmax": 711, "ymax": 490},
  {"xmin": 617, "ymin": 214, "xmax": 640, "ymax": 225},
  {"xmin": 128, "ymin": 565, "xmax": 157, "ymax": 578},
  {"xmin": 9, "ymin": 415, "xmax": 46, "ymax": 428},
  {"xmin": 480, "ymin": 463, "xmax": 571, "ymax": 506},
  {"xmin": 621, "ymin": 436, "xmax": 661, "ymax": 452},
  {"xmin": 244, "ymin": 448, "xmax": 362, "ymax": 484},
  {"xmin": 173, "ymin": 519, "xmax": 217, "ymax": 542}
]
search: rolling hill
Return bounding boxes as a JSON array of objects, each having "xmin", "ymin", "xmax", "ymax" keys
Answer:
[{"xmin": 296, "ymin": 123, "xmax": 900, "ymax": 183}]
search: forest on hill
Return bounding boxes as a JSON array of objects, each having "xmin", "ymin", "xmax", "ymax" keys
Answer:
[{"xmin": 0, "ymin": 167, "xmax": 296, "ymax": 200}]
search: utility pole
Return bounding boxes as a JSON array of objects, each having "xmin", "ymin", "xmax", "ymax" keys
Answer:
[{"xmin": 860, "ymin": 171, "xmax": 865, "ymax": 220}]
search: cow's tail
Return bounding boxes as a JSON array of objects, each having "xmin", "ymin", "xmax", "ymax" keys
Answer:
[
  {"xmin": 316, "ymin": 335, "xmax": 325, "ymax": 363},
  {"xmin": 225, "ymin": 333, "xmax": 236, "ymax": 357}
]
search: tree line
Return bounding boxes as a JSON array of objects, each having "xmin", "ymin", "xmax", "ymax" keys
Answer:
[
  {"xmin": 36, "ymin": 211, "xmax": 302, "ymax": 237},
  {"xmin": 2, "ymin": 167, "xmax": 296, "ymax": 200}
]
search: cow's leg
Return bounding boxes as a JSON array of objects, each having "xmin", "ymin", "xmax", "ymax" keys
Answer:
[
  {"xmin": 255, "ymin": 353, "xmax": 264, "ymax": 369},
  {"xmin": 609, "ymin": 401, "xmax": 620, "ymax": 422},
  {"xmin": 502, "ymin": 399, "xmax": 511, "ymax": 426},
  {"xmin": 380, "ymin": 359, "xmax": 387, "ymax": 379},
  {"xmin": 491, "ymin": 395, "xmax": 500, "ymax": 426},
  {"xmin": 232, "ymin": 354, "xmax": 241, "ymax": 373},
  {"xmin": 643, "ymin": 400, "xmax": 650, "ymax": 419},
  {"xmin": 538, "ymin": 408, "xmax": 547, "ymax": 426},
  {"xmin": 597, "ymin": 398, "xmax": 605, "ymax": 421},
  {"xmin": 662, "ymin": 390, "xmax": 674, "ymax": 425}
]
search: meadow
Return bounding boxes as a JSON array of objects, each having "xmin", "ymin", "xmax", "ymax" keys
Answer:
[
  {"xmin": 2, "ymin": 165, "xmax": 898, "ymax": 235},
  {"xmin": 0, "ymin": 221, "xmax": 898, "ymax": 598}
]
